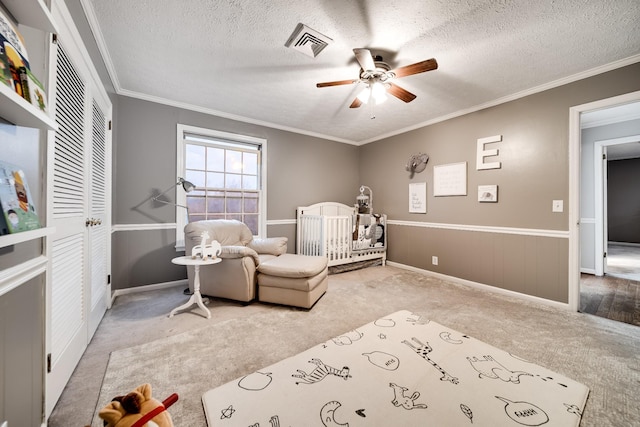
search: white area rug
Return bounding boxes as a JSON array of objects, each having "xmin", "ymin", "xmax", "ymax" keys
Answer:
[{"xmin": 203, "ymin": 310, "xmax": 589, "ymax": 426}]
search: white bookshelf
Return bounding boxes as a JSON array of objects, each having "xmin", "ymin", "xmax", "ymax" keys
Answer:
[
  {"xmin": 0, "ymin": 226, "xmax": 54, "ymax": 249},
  {"xmin": 0, "ymin": 0, "xmax": 57, "ymax": 251},
  {"xmin": 0, "ymin": 82, "xmax": 56, "ymax": 130},
  {"xmin": 2, "ymin": 0, "xmax": 57, "ymax": 33},
  {"xmin": 0, "ymin": 0, "xmax": 57, "ymax": 130},
  {"xmin": 0, "ymin": 0, "xmax": 57, "ymax": 421}
]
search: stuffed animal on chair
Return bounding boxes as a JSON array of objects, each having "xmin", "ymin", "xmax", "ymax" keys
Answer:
[{"xmin": 98, "ymin": 383, "xmax": 178, "ymax": 427}]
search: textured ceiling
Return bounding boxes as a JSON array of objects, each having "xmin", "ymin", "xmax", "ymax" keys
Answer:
[{"xmin": 83, "ymin": 0, "xmax": 640, "ymax": 144}]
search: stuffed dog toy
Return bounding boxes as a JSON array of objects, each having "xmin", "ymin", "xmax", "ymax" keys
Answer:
[{"xmin": 98, "ymin": 383, "xmax": 178, "ymax": 427}]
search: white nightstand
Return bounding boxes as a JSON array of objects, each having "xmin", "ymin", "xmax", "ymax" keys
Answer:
[{"xmin": 169, "ymin": 256, "xmax": 221, "ymax": 319}]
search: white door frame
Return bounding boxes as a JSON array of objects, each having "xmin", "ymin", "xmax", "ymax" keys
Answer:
[
  {"xmin": 568, "ymin": 90, "xmax": 640, "ymax": 311},
  {"xmin": 594, "ymin": 135, "xmax": 640, "ymax": 276}
]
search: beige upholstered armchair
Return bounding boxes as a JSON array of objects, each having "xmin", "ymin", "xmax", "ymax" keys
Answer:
[{"xmin": 184, "ymin": 219, "xmax": 288, "ymax": 303}]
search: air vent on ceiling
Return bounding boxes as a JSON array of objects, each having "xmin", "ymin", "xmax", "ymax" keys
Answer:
[{"xmin": 285, "ymin": 23, "xmax": 332, "ymax": 58}]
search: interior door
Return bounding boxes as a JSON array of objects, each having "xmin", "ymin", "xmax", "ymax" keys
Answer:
[
  {"xmin": 88, "ymin": 100, "xmax": 110, "ymax": 337},
  {"xmin": 602, "ymin": 149, "xmax": 609, "ymax": 275},
  {"xmin": 46, "ymin": 39, "xmax": 111, "ymax": 415},
  {"xmin": 46, "ymin": 40, "xmax": 88, "ymax": 415}
]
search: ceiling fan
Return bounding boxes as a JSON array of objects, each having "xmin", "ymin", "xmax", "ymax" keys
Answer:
[{"xmin": 316, "ymin": 48, "xmax": 438, "ymax": 108}]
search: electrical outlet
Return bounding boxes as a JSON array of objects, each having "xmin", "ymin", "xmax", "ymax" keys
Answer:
[
  {"xmin": 552, "ymin": 200, "xmax": 563, "ymax": 212},
  {"xmin": 432, "ymin": 256, "xmax": 438, "ymax": 265}
]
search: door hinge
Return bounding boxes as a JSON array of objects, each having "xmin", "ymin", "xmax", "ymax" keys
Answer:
[
  {"xmin": 52, "ymin": 33, "xmax": 58, "ymax": 44},
  {"xmin": 107, "ymin": 274, "xmax": 111, "ymax": 284},
  {"xmin": 603, "ymin": 153, "xmax": 606, "ymax": 160},
  {"xmin": 604, "ymin": 252, "xmax": 607, "ymax": 258},
  {"xmin": 108, "ymin": 120, "xmax": 112, "ymax": 130},
  {"xmin": 47, "ymin": 353, "xmax": 52, "ymax": 373}
]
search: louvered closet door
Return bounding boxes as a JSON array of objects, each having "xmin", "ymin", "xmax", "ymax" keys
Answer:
[
  {"xmin": 88, "ymin": 100, "xmax": 108, "ymax": 337},
  {"xmin": 46, "ymin": 41, "xmax": 110, "ymax": 414}
]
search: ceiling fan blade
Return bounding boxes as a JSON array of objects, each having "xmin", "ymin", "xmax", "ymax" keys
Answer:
[
  {"xmin": 349, "ymin": 97, "xmax": 362, "ymax": 108},
  {"xmin": 390, "ymin": 58, "xmax": 438, "ymax": 78},
  {"xmin": 353, "ymin": 48, "xmax": 375, "ymax": 71},
  {"xmin": 387, "ymin": 83, "xmax": 417, "ymax": 103},
  {"xmin": 316, "ymin": 79, "xmax": 358, "ymax": 88}
]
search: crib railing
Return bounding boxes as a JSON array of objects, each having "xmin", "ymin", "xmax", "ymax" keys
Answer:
[
  {"xmin": 297, "ymin": 202, "xmax": 386, "ymax": 268},
  {"xmin": 326, "ymin": 215, "xmax": 351, "ymax": 263},
  {"xmin": 297, "ymin": 214, "xmax": 353, "ymax": 266},
  {"xmin": 298, "ymin": 214, "xmax": 323, "ymax": 256}
]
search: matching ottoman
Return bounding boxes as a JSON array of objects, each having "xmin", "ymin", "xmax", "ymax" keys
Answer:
[{"xmin": 257, "ymin": 254, "xmax": 328, "ymax": 309}]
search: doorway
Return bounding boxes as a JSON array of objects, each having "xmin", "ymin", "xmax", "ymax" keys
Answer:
[
  {"xmin": 582, "ymin": 139, "xmax": 640, "ymax": 326},
  {"xmin": 593, "ymin": 136, "xmax": 640, "ymax": 277},
  {"xmin": 569, "ymin": 92, "xmax": 640, "ymax": 326}
]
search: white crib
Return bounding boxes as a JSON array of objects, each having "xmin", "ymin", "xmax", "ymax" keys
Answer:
[{"xmin": 296, "ymin": 202, "xmax": 387, "ymax": 267}]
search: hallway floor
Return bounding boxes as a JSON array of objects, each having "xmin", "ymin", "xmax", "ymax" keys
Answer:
[
  {"xmin": 580, "ymin": 243, "xmax": 640, "ymax": 327},
  {"xmin": 606, "ymin": 243, "xmax": 640, "ymax": 281}
]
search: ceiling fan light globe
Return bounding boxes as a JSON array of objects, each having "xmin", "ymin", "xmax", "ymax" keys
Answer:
[
  {"xmin": 357, "ymin": 82, "xmax": 387, "ymax": 105},
  {"xmin": 357, "ymin": 86, "xmax": 371, "ymax": 103},
  {"xmin": 371, "ymin": 82, "xmax": 387, "ymax": 104}
]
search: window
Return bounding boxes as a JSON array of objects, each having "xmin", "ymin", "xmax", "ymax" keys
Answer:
[{"xmin": 176, "ymin": 124, "xmax": 266, "ymax": 248}]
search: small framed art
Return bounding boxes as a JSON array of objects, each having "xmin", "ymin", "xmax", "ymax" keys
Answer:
[{"xmin": 478, "ymin": 185, "xmax": 498, "ymax": 202}]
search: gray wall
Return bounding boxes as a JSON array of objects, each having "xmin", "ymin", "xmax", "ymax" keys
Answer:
[
  {"xmin": 112, "ymin": 96, "xmax": 359, "ymax": 289},
  {"xmin": 359, "ymin": 63, "xmax": 640, "ymax": 303},
  {"xmin": 0, "ymin": 276, "xmax": 44, "ymax": 427},
  {"xmin": 608, "ymin": 157, "xmax": 640, "ymax": 243}
]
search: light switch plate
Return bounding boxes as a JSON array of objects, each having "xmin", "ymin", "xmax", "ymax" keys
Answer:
[{"xmin": 552, "ymin": 200, "xmax": 563, "ymax": 212}]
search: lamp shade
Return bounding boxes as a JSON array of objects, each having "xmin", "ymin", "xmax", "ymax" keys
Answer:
[
  {"xmin": 152, "ymin": 177, "xmax": 195, "ymax": 211},
  {"xmin": 179, "ymin": 178, "xmax": 195, "ymax": 193}
]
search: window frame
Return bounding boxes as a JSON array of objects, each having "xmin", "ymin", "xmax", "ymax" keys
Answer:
[{"xmin": 175, "ymin": 124, "xmax": 267, "ymax": 250}]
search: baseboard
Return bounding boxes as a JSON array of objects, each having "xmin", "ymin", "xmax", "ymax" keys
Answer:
[
  {"xmin": 386, "ymin": 261, "xmax": 572, "ymax": 311},
  {"xmin": 111, "ymin": 279, "xmax": 188, "ymax": 306},
  {"xmin": 581, "ymin": 268, "xmax": 596, "ymax": 275}
]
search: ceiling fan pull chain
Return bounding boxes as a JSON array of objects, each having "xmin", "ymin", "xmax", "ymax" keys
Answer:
[{"xmin": 369, "ymin": 95, "xmax": 376, "ymax": 119}]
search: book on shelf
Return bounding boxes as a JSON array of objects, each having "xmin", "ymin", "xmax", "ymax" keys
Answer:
[
  {"xmin": 0, "ymin": 39, "xmax": 11, "ymax": 88},
  {"xmin": 0, "ymin": 8, "xmax": 29, "ymax": 68},
  {"xmin": 19, "ymin": 66, "xmax": 47, "ymax": 113},
  {"xmin": 0, "ymin": 8, "xmax": 31, "ymax": 96},
  {"xmin": 0, "ymin": 161, "xmax": 40, "ymax": 235}
]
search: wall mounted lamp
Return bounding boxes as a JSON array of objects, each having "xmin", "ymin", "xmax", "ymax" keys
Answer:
[{"xmin": 152, "ymin": 177, "xmax": 195, "ymax": 210}]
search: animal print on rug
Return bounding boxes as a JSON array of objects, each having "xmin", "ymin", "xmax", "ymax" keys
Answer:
[{"xmin": 202, "ymin": 310, "xmax": 589, "ymax": 426}]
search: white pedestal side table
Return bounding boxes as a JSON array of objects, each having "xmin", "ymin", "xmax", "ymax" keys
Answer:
[{"xmin": 170, "ymin": 256, "xmax": 221, "ymax": 319}]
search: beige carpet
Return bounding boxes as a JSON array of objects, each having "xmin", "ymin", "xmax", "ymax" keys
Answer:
[{"xmin": 87, "ymin": 267, "xmax": 639, "ymax": 427}]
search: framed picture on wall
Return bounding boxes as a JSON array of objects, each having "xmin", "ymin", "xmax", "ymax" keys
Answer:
[
  {"xmin": 478, "ymin": 184, "xmax": 498, "ymax": 202},
  {"xmin": 433, "ymin": 162, "xmax": 467, "ymax": 196},
  {"xmin": 409, "ymin": 182, "xmax": 427, "ymax": 213}
]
